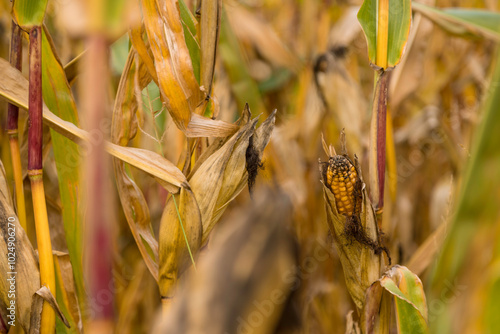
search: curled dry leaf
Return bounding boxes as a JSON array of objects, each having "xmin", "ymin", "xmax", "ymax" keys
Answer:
[
  {"xmin": 29, "ymin": 286, "xmax": 70, "ymax": 333},
  {"xmin": 320, "ymin": 136, "xmax": 388, "ymax": 311},
  {"xmin": 0, "ymin": 186, "xmax": 40, "ymax": 332},
  {"xmin": 53, "ymin": 251, "xmax": 83, "ymax": 333},
  {"xmin": 129, "ymin": 24, "xmax": 159, "ymax": 86},
  {"xmin": 153, "ymin": 188, "xmax": 297, "ymax": 334},
  {"xmin": 158, "ymin": 188, "xmax": 202, "ymax": 299},
  {"xmin": 361, "ymin": 265, "xmax": 428, "ymax": 333}
]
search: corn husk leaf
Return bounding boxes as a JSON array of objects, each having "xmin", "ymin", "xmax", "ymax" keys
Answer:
[
  {"xmin": 321, "ymin": 148, "xmax": 385, "ymax": 311},
  {"xmin": 362, "ymin": 265, "xmax": 428, "ymax": 333},
  {"xmin": 0, "ymin": 182, "xmax": 40, "ymax": 332},
  {"xmin": 158, "ymin": 187, "xmax": 202, "ymax": 298},
  {"xmin": 209, "ymin": 108, "xmax": 276, "ymax": 232},
  {"xmin": 153, "ymin": 188, "xmax": 297, "ymax": 334},
  {"xmin": 0, "ymin": 57, "xmax": 187, "ymax": 191}
]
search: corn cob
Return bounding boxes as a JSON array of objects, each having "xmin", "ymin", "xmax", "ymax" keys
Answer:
[{"xmin": 325, "ymin": 155, "xmax": 360, "ymax": 216}]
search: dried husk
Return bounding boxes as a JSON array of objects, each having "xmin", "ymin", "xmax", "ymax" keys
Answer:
[
  {"xmin": 189, "ymin": 105, "xmax": 276, "ymax": 243},
  {"xmin": 158, "ymin": 187, "xmax": 202, "ymax": 299},
  {"xmin": 158, "ymin": 106, "xmax": 276, "ymax": 299},
  {"xmin": 153, "ymin": 188, "xmax": 297, "ymax": 334}
]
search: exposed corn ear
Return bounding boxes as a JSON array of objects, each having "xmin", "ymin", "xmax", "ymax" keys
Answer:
[
  {"xmin": 320, "ymin": 136, "xmax": 388, "ymax": 311},
  {"xmin": 325, "ymin": 155, "xmax": 360, "ymax": 216}
]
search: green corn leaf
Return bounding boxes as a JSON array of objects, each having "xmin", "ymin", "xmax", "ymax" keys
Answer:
[
  {"xmin": 357, "ymin": 0, "xmax": 412, "ymax": 68},
  {"xmin": 40, "ymin": 27, "xmax": 85, "ymax": 313},
  {"xmin": 12, "ymin": 0, "xmax": 48, "ymax": 28}
]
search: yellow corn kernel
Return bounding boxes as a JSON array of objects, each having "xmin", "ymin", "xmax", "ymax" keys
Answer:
[{"xmin": 325, "ymin": 155, "xmax": 359, "ymax": 216}]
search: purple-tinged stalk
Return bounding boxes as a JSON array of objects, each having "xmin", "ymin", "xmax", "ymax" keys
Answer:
[
  {"xmin": 82, "ymin": 35, "xmax": 114, "ymax": 333},
  {"xmin": 28, "ymin": 25, "xmax": 56, "ymax": 333},
  {"xmin": 7, "ymin": 21, "xmax": 27, "ymax": 232},
  {"xmin": 369, "ymin": 71, "xmax": 389, "ymax": 211}
]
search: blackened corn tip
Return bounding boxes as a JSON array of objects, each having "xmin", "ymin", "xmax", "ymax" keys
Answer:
[{"xmin": 326, "ymin": 155, "xmax": 358, "ymax": 216}]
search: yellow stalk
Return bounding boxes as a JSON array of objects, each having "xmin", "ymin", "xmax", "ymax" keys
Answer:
[
  {"xmin": 29, "ymin": 171, "xmax": 56, "ymax": 334},
  {"xmin": 8, "ymin": 135, "xmax": 27, "ymax": 232},
  {"xmin": 377, "ymin": 0, "xmax": 389, "ymax": 69},
  {"xmin": 386, "ymin": 107, "xmax": 397, "ymax": 201}
]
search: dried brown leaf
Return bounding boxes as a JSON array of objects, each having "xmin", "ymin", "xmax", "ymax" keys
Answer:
[
  {"xmin": 0, "ymin": 186, "xmax": 39, "ymax": 332},
  {"xmin": 129, "ymin": 25, "xmax": 159, "ymax": 86},
  {"xmin": 141, "ymin": 0, "xmax": 202, "ymax": 129},
  {"xmin": 53, "ymin": 251, "xmax": 82, "ymax": 332},
  {"xmin": 29, "ymin": 286, "xmax": 70, "ymax": 333}
]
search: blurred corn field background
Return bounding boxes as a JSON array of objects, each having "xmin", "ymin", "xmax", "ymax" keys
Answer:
[{"xmin": 0, "ymin": 0, "xmax": 500, "ymax": 333}]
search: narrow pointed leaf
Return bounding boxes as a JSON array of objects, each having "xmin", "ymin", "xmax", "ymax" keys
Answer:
[{"xmin": 412, "ymin": 3, "xmax": 500, "ymax": 41}]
